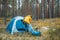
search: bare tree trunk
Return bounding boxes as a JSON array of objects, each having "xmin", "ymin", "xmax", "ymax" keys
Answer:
[
  {"xmin": 36, "ymin": 0, "xmax": 39, "ymax": 20},
  {"xmin": 32, "ymin": 0, "xmax": 37, "ymax": 20},
  {"xmin": 44, "ymin": 0, "xmax": 48, "ymax": 18},
  {"xmin": 59, "ymin": 0, "xmax": 60, "ymax": 17},
  {"xmin": 2, "ymin": 0, "xmax": 8, "ymax": 24},
  {"xmin": 22, "ymin": 0, "xmax": 27, "ymax": 16},
  {"xmin": 17, "ymin": 0, "xmax": 20, "ymax": 16},
  {"xmin": 41, "ymin": 0, "xmax": 45, "ymax": 19},
  {"xmin": 0, "ymin": 0, "xmax": 1, "ymax": 17},
  {"xmin": 48, "ymin": 0, "xmax": 52, "ymax": 18},
  {"xmin": 53, "ymin": 0, "xmax": 56, "ymax": 18},
  {"xmin": 56, "ymin": 0, "xmax": 59, "ymax": 17},
  {"xmin": 52, "ymin": 0, "xmax": 54, "ymax": 18},
  {"xmin": 39, "ymin": 2, "xmax": 41, "ymax": 19},
  {"xmin": 12, "ymin": 0, "xmax": 14, "ymax": 17},
  {"xmin": 30, "ymin": 0, "xmax": 35, "ymax": 19}
]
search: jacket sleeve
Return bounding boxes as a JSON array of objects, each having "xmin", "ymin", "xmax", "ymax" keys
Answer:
[{"xmin": 28, "ymin": 24, "xmax": 41, "ymax": 36}]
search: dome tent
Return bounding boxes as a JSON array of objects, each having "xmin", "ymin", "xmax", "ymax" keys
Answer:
[{"xmin": 6, "ymin": 16, "xmax": 41, "ymax": 36}]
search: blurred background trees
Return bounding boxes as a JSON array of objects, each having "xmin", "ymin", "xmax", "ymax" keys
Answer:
[{"xmin": 0, "ymin": 0, "xmax": 60, "ymax": 24}]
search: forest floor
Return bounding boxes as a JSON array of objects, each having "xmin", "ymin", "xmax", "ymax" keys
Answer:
[{"xmin": 0, "ymin": 18, "xmax": 60, "ymax": 40}]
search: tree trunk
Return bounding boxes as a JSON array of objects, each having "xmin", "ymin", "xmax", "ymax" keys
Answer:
[
  {"xmin": 12, "ymin": 0, "xmax": 14, "ymax": 17},
  {"xmin": 48, "ymin": 0, "xmax": 52, "ymax": 18},
  {"xmin": 41, "ymin": 0, "xmax": 45, "ymax": 19}
]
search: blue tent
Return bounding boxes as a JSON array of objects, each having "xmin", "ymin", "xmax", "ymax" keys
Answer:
[{"xmin": 6, "ymin": 16, "xmax": 41, "ymax": 36}]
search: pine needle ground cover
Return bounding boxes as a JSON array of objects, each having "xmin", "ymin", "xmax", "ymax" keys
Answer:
[{"xmin": 0, "ymin": 18, "xmax": 60, "ymax": 40}]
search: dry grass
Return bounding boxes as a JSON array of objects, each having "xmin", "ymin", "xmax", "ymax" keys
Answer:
[
  {"xmin": 31, "ymin": 18, "xmax": 60, "ymax": 28},
  {"xmin": 0, "ymin": 18, "xmax": 60, "ymax": 40}
]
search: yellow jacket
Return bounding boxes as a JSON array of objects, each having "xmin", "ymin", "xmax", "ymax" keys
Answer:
[{"xmin": 23, "ymin": 15, "xmax": 32, "ymax": 24}]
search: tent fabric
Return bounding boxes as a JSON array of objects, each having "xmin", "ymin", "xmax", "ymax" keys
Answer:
[
  {"xmin": 6, "ymin": 16, "xmax": 24, "ymax": 34},
  {"xmin": 6, "ymin": 16, "xmax": 41, "ymax": 36}
]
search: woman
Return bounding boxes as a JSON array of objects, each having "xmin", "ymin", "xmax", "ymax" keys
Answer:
[{"xmin": 6, "ymin": 15, "xmax": 41, "ymax": 36}]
